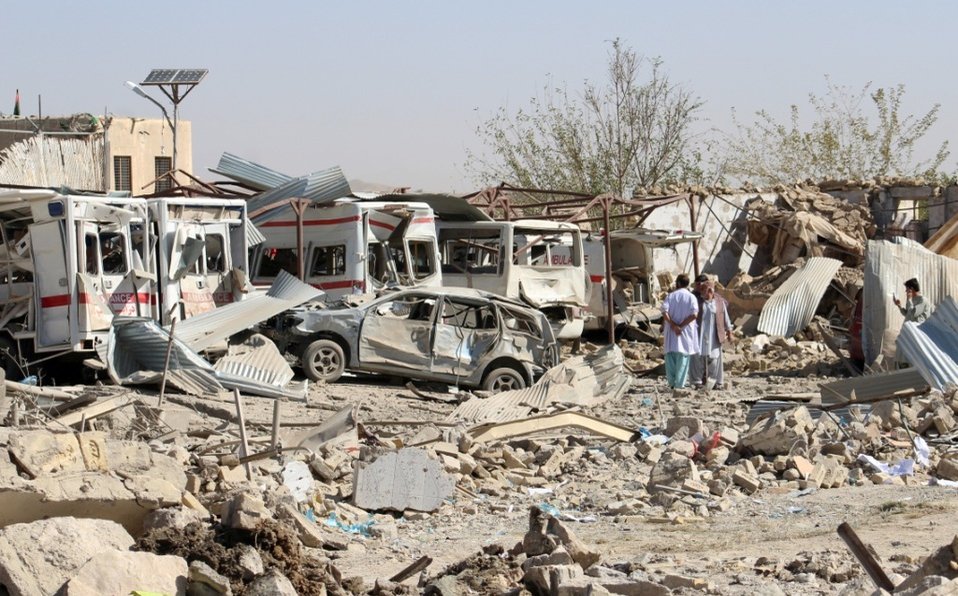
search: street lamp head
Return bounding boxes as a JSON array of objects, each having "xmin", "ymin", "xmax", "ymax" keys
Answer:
[{"xmin": 124, "ymin": 81, "xmax": 149, "ymax": 99}]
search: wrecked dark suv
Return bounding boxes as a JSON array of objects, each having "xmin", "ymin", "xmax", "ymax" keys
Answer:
[{"xmin": 280, "ymin": 288, "xmax": 559, "ymax": 392}]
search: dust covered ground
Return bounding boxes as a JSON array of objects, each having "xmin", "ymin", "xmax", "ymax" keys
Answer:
[{"xmin": 242, "ymin": 369, "xmax": 958, "ymax": 595}]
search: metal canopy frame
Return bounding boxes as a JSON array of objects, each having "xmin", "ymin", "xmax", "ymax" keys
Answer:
[{"xmin": 465, "ymin": 183, "xmax": 700, "ymax": 344}]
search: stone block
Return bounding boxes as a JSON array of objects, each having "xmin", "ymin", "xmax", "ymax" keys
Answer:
[
  {"xmin": 732, "ymin": 470, "xmax": 761, "ymax": 494},
  {"xmin": 188, "ymin": 560, "xmax": 232, "ymax": 595},
  {"xmin": 245, "ymin": 569, "xmax": 297, "ymax": 596},
  {"xmin": 0, "ymin": 516, "xmax": 134, "ymax": 596},
  {"xmin": 7, "ymin": 430, "xmax": 84, "ymax": 478},
  {"xmin": 353, "ymin": 448, "xmax": 454, "ymax": 512},
  {"xmin": 221, "ymin": 492, "xmax": 273, "ymax": 531},
  {"xmin": 547, "ymin": 516, "xmax": 601, "ymax": 569},
  {"xmin": 937, "ymin": 455, "xmax": 958, "ymax": 481},
  {"xmin": 59, "ymin": 550, "xmax": 188, "ymax": 596}
]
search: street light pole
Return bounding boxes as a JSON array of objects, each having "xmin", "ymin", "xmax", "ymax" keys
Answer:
[{"xmin": 125, "ymin": 81, "xmax": 177, "ymax": 171}]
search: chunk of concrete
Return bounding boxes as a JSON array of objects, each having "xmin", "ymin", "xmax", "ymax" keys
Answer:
[
  {"xmin": 353, "ymin": 448, "xmax": 455, "ymax": 512},
  {"xmin": 7, "ymin": 430, "xmax": 85, "ymax": 478},
  {"xmin": 648, "ymin": 452, "xmax": 699, "ymax": 493},
  {"xmin": 547, "ymin": 515, "xmax": 601, "ymax": 569},
  {"xmin": 59, "ymin": 550, "xmax": 188, "ymax": 596},
  {"xmin": 221, "ymin": 492, "xmax": 273, "ymax": 531},
  {"xmin": 0, "ymin": 516, "xmax": 134, "ymax": 596},
  {"xmin": 188, "ymin": 560, "xmax": 233, "ymax": 596},
  {"xmin": 245, "ymin": 569, "xmax": 297, "ymax": 596}
]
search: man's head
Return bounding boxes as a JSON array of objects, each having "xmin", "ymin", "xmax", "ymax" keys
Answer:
[
  {"xmin": 703, "ymin": 281, "xmax": 715, "ymax": 300},
  {"xmin": 676, "ymin": 273, "xmax": 690, "ymax": 289},
  {"xmin": 905, "ymin": 278, "xmax": 921, "ymax": 296},
  {"xmin": 695, "ymin": 273, "xmax": 709, "ymax": 292}
]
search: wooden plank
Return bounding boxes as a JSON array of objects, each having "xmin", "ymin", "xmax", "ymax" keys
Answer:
[
  {"xmin": 468, "ymin": 411, "xmax": 639, "ymax": 444},
  {"xmin": 54, "ymin": 394, "xmax": 134, "ymax": 427},
  {"xmin": 837, "ymin": 522, "xmax": 895, "ymax": 592},
  {"xmin": 233, "ymin": 389, "xmax": 252, "ymax": 480},
  {"xmin": 389, "ymin": 555, "xmax": 433, "ymax": 583}
]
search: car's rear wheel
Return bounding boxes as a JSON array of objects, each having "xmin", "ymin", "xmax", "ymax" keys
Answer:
[
  {"xmin": 302, "ymin": 339, "xmax": 345, "ymax": 383},
  {"xmin": 482, "ymin": 367, "xmax": 526, "ymax": 393}
]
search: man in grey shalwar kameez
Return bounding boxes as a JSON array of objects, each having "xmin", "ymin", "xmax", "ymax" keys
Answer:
[{"xmin": 690, "ymin": 282, "xmax": 733, "ymax": 390}]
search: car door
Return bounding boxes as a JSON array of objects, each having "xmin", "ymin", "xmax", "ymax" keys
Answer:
[
  {"xmin": 357, "ymin": 294, "xmax": 436, "ymax": 370},
  {"xmin": 431, "ymin": 297, "xmax": 500, "ymax": 376}
]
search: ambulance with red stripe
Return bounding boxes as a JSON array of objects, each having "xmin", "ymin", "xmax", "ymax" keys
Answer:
[
  {"xmin": 148, "ymin": 197, "xmax": 250, "ymax": 324},
  {"xmin": 0, "ymin": 188, "xmax": 152, "ymax": 377},
  {"xmin": 0, "ymin": 189, "xmax": 254, "ymax": 378},
  {"xmin": 250, "ymin": 199, "xmax": 441, "ymax": 300}
]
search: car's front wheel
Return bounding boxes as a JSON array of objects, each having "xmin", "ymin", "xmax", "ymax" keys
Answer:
[
  {"xmin": 302, "ymin": 339, "xmax": 346, "ymax": 383},
  {"xmin": 482, "ymin": 367, "xmax": 526, "ymax": 393}
]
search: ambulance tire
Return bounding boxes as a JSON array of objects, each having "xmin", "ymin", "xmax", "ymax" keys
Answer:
[{"xmin": 302, "ymin": 339, "xmax": 346, "ymax": 384}]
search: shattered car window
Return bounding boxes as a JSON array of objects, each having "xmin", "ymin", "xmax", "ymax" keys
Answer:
[
  {"xmin": 374, "ymin": 296, "xmax": 436, "ymax": 321},
  {"xmin": 440, "ymin": 300, "xmax": 497, "ymax": 330},
  {"xmin": 499, "ymin": 305, "xmax": 542, "ymax": 339}
]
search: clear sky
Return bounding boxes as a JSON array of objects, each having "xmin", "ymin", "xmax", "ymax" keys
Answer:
[{"xmin": 4, "ymin": 1, "xmax": 955, "ymax": 192}]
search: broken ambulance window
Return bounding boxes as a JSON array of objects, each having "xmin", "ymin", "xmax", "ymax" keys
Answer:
[
  {"xmin": 257, "ymin": 247, "xmax": 298, "ymax": 278},
  {"xmin": 407, "ymin": 240, "xmax": 435, "ymax": 279},
  {"xmin": 84, "ymin": 233, "xmax": 99, "ymax": 274},
  {"xmin": 309, "ymin": 245, "xmax": 346, "ymax": 277},
  {"xmin": 205, "ymin": 234, "xmax": 226, "ymax": 273},
  {"xmin": 100, "ymin": 232, "xmax": 128, "ymax": 275},
  {"xmin": 513, "ymin": 228, "xmax": 580, "ymax": 267},
  {"xmin": 438, "ymin": 228, "xmax": 502, "ymax": 275}
]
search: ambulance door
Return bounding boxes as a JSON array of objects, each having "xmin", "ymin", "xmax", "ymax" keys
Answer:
[
  {"xmin": 30, "ymin": 220, "xmax": 72, "ymax": 348},
  {"xmin": 172, "ymin": 224, "xmax": 215, "ymax": 318},
  {"xmin": 97, "ymin": 224, "xmax": 141, "ymax": 317},
  {"xmin": 74, "ymin": 222, "xmax": 113, "ymax": 335},
  {"xmin": 200, "ymin": 222, "xmax": 233, "ymax": 307}
]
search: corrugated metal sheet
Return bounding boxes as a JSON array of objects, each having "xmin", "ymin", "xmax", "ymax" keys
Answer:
[
  {"xmin": 248, "ymin": 167, "xmax": 352, "ymax": 224},
  {"xmin": 757, "ymin": 257, "xmax": 842, "ymax": 337},
  {"xmin": 445, "ymin": 345, "xmax": 629, "ymax": 424},
  {"xmin": 896, "ymin": 296, "xmax": 958, "ymax": 390},
  {"xmin": 212, "ymin": 152, "xmax": 292, "ymax": 190},
  {"xmin": 446, "ymin": 383, "xmax": 550, "ymax": 425},
  {"xmin": 820, "ymin": 368, "xmax": 928, "ymax": 405},
  {"xmin": 245, "ymin": 219, "xmax": 266, "ymax": 246},
  {"xmin": 746, "ymin": 400, "xmax": 870, "ymax": 426},
  {"xmin": 173, "ymin": 270, "xmax": 322, "ymax": 352},
  {"xmin": 102, "ymin": 317, "xmax": 306, "ymax": 399},
  {"xmin": 862, "ymin": 238, "xmax": 958, "ymax": 363},
  {"xmin": 213, "ymin": 334, "xmax": 294, "ymax": 388},
  {"xmin": 0, "ymin": 136, "xmax": 104, "ymax": 189}
]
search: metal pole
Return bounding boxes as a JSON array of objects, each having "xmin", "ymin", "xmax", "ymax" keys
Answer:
[
  {"xmin": 157, "ymin": 315, "xmax": 177, "ymax": 407},
  {"xmin": 837, "ymin": 522, "xmax": 895, "ymax": 591},
  {"xmin": 603, "ymin": 197, "xmax": 615, "ymax": 345},
  {"xmin": 689, "ymin": 195, "xmax": 701, "ymax": 278},
  {"xmin": 172, "ymin": 103, "xmax": 178, "ymax": 173}
]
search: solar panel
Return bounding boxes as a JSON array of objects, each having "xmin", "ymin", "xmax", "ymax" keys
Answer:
[
  {"xmin": 141, "ymin": 69, "xmax": 208, "ymax": 86},
  {"xmin": 142, "ymin": 69, "xmax": 178, "ymax": 84},
  {"xmin": 171, "ymin": 69, "xmax": 208, "ymax": 84}
]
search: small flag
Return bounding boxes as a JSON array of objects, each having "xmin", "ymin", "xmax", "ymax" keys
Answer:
[{"xmin": 13, "ymin": 89, "xmax": 20, "ymax": 116}]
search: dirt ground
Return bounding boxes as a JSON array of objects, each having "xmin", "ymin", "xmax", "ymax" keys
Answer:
[{"xmin": 231, "ymin": 369, "xmax": 958, "ymax": 594}]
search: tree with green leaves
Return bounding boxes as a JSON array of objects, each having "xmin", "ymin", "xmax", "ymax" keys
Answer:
[
  {"xmin": 721, "ymin": 78, "xmax": 950, "ymax": 184},
  {"xmin": 466, "ymin": 40, "xmax": 703, "ymax": 196}
]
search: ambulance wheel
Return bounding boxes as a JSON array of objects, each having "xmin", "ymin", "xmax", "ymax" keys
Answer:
[
  {"xmin": 482, "ymin": 367, "xmax": 526, "ymax": 393},
  {"xmin": 302, "ymin": 339, "xmax": 345, "ymax": 383}
]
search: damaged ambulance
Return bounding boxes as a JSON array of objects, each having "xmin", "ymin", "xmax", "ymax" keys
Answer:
[
  {"xmin": 250, "ymin": 198, "xmax": 441, "ymax": 300},
  {"xmin": 436, "ymin": 220, "xmax": 590, "ymax": 339}
]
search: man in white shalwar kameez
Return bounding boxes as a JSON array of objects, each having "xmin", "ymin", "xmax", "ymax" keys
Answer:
[{"xmin": 660, "ymin": 273, "xmax": 699, "ymax": 389}]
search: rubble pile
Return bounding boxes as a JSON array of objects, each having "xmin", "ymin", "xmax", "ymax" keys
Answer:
[{"xmin": 745, "ymin": 188, "xmax": 874, "ymax": 268}]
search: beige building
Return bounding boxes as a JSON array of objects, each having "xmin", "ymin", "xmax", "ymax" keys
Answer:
[{"xmin": 0, "ymin": 114, "xmax": 192, "ymax": 194}]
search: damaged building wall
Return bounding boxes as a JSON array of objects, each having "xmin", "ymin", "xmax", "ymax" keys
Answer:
[
  {"xmin": 0, "ymin": 134, "xmax": 104, "ymax": 189},
  {"xmin": 640, "ymin": 192, "xmax": 776, "ymax": 283}
]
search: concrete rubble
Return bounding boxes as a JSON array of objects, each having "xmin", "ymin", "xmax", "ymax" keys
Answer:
[{"xmin": 2, "ymin": 180, "xmax": 958, "ymax": 595}]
